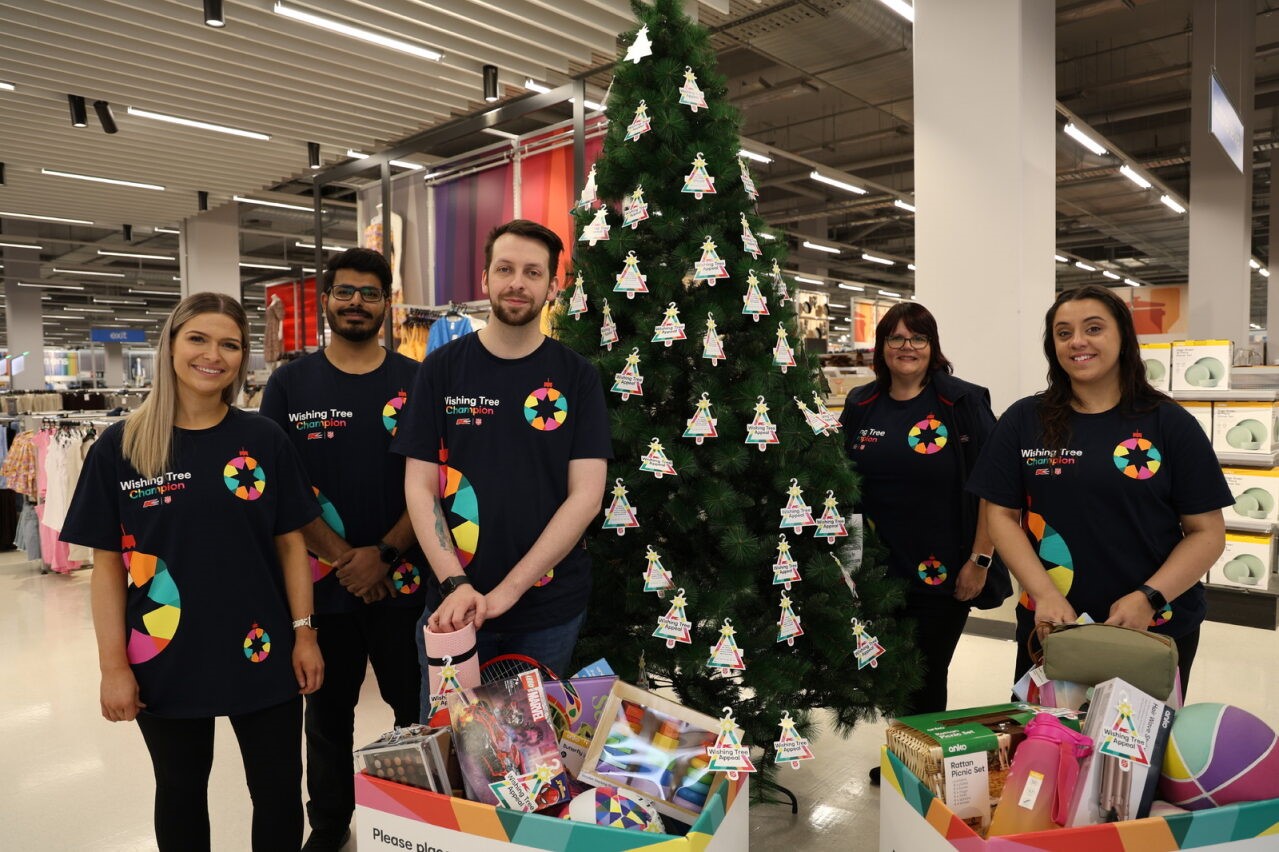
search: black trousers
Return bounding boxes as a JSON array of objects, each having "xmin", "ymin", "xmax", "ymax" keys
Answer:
[
  {"xmin": 305, "ymin": 605, "xmax": 422, "ymax": 834},
  {"xmin": 902, "ymin": 593, "xmax": 972, "ymax": 716},
  {"xmin": 135, "ymin": 697, "xmax": 303, "ymax": 852}
]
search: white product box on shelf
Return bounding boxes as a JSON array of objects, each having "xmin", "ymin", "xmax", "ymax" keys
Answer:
[
  {"xmin": 1208, "ymin": 532, "xmax": 1275, "ymax": 592},
  {"xmin": 1171, "ymin": 339, "xmax": 1232, "ymax": 391},
  {"xmin": 1212, "ymin": 401, "xmax": 1279, "ymax": 455},
  {"xmin": 1222, "ymin": 467, "xmax": 1279, "ymax": 524},
  {"xmin": 1139, "ymin": 342, "xmax": 1172, "ymax": 391},
  {"xmin": 1177, "ymin": 400, "xmax": 1212, "ymax": 438}
]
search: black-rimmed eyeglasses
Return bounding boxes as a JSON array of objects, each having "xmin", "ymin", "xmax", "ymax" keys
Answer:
[
  {"xmin": 328, "ymin": 285, "xmax": 386, "ymax": 302},
  {"xmin": 885, "ymin": 334, "xmax": 929, "ymax": 350}
]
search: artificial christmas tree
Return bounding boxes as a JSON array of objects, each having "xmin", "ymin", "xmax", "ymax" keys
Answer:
[{"xmin": 559, "ymin": 0, "xmax": 917, "ymax": 790}]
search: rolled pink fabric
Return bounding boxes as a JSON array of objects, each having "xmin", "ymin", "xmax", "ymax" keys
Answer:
[{"xmin": 423, "ymin": 622, "xmax": 481, "ymax": 726}]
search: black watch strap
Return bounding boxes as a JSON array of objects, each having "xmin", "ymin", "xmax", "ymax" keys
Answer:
[
  {"xmin": 1139, "ymin": 584, "xmax": 1168, "ymax": 611},
  {"xmin": 439, "ymin": 575, "xmax": 472, "ymax": 598},
  {"xmin": 377, "ymin": 540, "xmax": 401, "ymax": 564}
]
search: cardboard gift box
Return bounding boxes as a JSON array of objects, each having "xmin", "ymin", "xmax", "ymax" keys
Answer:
[
  {"xmin": 1221, "ymin": 467, "xmax": 1279, "ymax": 524},
  {"xmin": 1140, "ymin": 342, "xmax": 1172, "ymax": 391},
  {"xmin": 1171, "ymin": 340, "xmax": 1232, "ymax": 392},
  {"xmin": 1213, "ymin": 402, "xmax": 1279, "ymax": 455},
  {"xmin": 1208, "ymin": 532, "xmax": 1275, "ymax": 592}
]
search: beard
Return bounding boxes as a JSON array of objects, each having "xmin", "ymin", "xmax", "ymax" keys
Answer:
[
  {"xmin": 490, "ymin": 297, "xmax": 543, "ymax": 328},
  {"xmin": 327, "ymin": 304, "xmax": 385, "ymax": 342}
]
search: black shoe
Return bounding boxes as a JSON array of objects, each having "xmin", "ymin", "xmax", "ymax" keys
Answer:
[
  {"xmin": 302, "ymin": 827, "xmax": 351, "ymax": 852},
  {"xmin": 869, "ymin": 765, "xmax": 881, "ymax": 786}
]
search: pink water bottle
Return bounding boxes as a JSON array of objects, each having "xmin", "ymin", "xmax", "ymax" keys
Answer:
[{"xmin": 988, "ymin": 713, "xmax": 1093, "ymax": 836}]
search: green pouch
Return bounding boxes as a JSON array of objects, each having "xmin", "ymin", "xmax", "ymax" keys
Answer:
[{"xmin": 1039, "ymin": 623, "xmax": 1178, "ymax": 701}]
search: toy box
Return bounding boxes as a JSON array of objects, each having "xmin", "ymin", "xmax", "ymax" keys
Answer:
[
  {"xmin": 1213, "ymin": 402, "xmax": 1279, "ymax": 455},
  {"xmin": 1178, "ymin": 401, "xmax": 1213, "ymax": 438},
  {"xmin": 1208, "ymin": 532, "xmax": 1275, "ymax": 592},
  {"xmin": 544, "ymin": 675, "xmax": 617, "ymax": 777},
  {"xmin": 355, "ymin": 724, "xmax": 460, "ymax": 796},
  {"xmin": 1221, "ymin": 467, "xmax": 1279, "ymax": 524},
  {"xmin": 1171, "ymin": 340, "xmax": 1232, "ymax": 391},
  {"xmin": 1140, "ymin": 342, "xmax": 1172, "ymax": 391}
]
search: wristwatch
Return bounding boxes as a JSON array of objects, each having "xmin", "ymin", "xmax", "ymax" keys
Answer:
[
  {"xmin": 292, "ymin": 615, "xmax": 316, "ymax": 630},
  {"xmin": 377, "ymin": 540, "xmax": 401, "ymax": 565},
  {"xmin": 1139, "ymin": 584, "xmax": 1168, "ymax": 612},
  {"xmin": 439, "ymin": 574, "xmax": 473, "ymax": 598},
  {"xmin": 969, "ymin": 552, "xmax": 993, "ymax": 569}
]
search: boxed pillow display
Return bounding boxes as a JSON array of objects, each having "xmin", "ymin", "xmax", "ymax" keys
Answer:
[
  {"xmin": 1178, "ymin": 400, "xmax": 1213, "ymax": 438},
  {"xmin": 1171, "ymin": 340, "xmax": 1232, "ymax": 391},
  {"xmin": 1208, "ymin": 532, "xmax": 1274, "ymax": 592},
  {"xmin": 1212, "ymin": 402, "xmax": 1279, "ymax": 455},
  {"xmin": 1221, "ymin": 467, "xmax": 1279, "ymax": 523},
  {"xmin": 1139, "ymin": 342, "xmax": 1171, "ymax": 391}
]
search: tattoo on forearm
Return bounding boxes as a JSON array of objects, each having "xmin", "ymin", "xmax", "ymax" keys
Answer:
[{"xmin": 433, "ymin": 496, "xmax": 455, "ymax": 553}]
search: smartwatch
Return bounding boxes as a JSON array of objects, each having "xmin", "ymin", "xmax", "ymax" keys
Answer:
[
  {"xmin": 969, "ymin": 552, "xmax": 993, "ymax": 569},
  {"xmin": 377, "ymin": 540, "xmax": 401, "ymax": 565},
  {"xmin": 292, "ymin": 615, "xmax": 316, "ymax": 630},
  {"xmin": 1139, "ymin": 584, "xmax": 1168, "ymax": 612},
  {"xmin": 439, "ymin": 575, "xmax": 473, "ymax": 598}
]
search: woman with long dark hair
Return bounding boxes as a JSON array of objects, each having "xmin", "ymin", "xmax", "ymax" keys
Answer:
[
  {"xmin": 840, "ymin": 302, "xmax": 1006, "ymax": 782},
  {"xmin": 967, "ymin": 284, "xmax": 1231, "ymax": 691},
  {"xmin": 60, "ymin": 293, "xmax": 324, "ymax": 851}
]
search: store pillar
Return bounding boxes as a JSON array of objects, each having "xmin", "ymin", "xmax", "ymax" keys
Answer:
[
  {"xmin": 1188, "ymin": 0, "xmax": 1255, "ymax": 344},
  {"xmin": 179, "ymin": 202, "xmax": 240, "ymax": 303},
  {"xmin": 2, "ymin": 221, "xmax": 45, "ymax": 391},
  {"xmin": 913, "ymin": 0, "xmax": 1055, "ymax": 413},
  {"xmin": 104, "ymin": 342, "xmax": 126, "ymax": 387},
  {"xmin": 1269, "ymin": 149, "xmax": 1279, "ymax": 361}
]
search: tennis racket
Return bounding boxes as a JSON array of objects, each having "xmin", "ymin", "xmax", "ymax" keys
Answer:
[{"xmin": 478, "ymin": 653, "xmax": 560, "ymax": 686}]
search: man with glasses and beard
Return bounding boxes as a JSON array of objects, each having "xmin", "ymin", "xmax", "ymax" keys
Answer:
[
  {"xmin": 261, "ymin": 247, "xmax": 424, "ymax": 852},
  {"xmin": 393, "ymin": 220, "xmax": 610, "ymax": 718}
]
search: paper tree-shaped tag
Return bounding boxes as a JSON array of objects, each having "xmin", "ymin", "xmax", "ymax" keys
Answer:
[
  {"xmin": 771, "ymin": 259, "xmax": 790, "ymax": 305},
  {"xmin": 745, "ymin": 396, "xmax": 779, "ymax": 452},
  {"xmin": 599, "ymin": 300, "xmax": 619, "ymax": 350},
  {"xmin": 651, "ymin": 301, "xmax": 687, "ymax": 347},
  {"xmin": 693, "ymin": 236, "xmax": 730, "ymax": 284},
  {"xmin": 740, "ymin": 213, "xmax": 761, "ymax": 259},
  {"xmin": 794, "ymin": 396, "xmax": 832, "ymax": 436},
  {"xmin": 739, "ymin": 158, "xmax": 759, "ymax": 201},
  {"xmin": 678, "ymin": 66, "xmax": 708, "ymax": 112},
  {"xmin": 602, "ymin": 478, "xmax": 640, "ymax": 536},
  {"xmin": 611, "ymin": 348, "xmax": 645, "ymax": 401},
  {"xmin": 642, "ymin": 545, "xmax": 675, "ymax": 597},
  {"xmin": 776, "ymin": 593, "xmax": 804, "ymax": 647},
  {"xmin": 577, "ymin": 165, "xmax": 598, "ymax": 208},
  {"xmin": 779, "ymin": 478, "xmax": 817, "ymax": 535},
  {"xmin": 773, "ymin": 324, "xmax": 796, "ymax": 373},
  {"xmin": 706, "ymin": 707, "xmax": 756, "ymax": 779},
  {"xmin": 682, "ymin": 152, "xmax": 716, "ymax": 199},
  {"xmin": 852, "ymin": 618, "xmax": 887, "ymax": 670},
  {"xmin": 653, "ymin": 588, "xmax": 692, "ymax": 648},
  {"xmin": 702, "ymin": 313, "xmax": 725, "ymax": 365},
  {"xmin": 623, "ymin": 184, "xmax": 650, "ymax": 230},
  {"xmin": 683, "ymin": 391, "xmax": 719, "ymax": 444},
  {"xmin": 489, "ymin": 760, "xmax": 564, "ymax": 813},
  {"xmin": 614, "ymin": 250, "xmax": 649, "ymax": 299},
  {"xmin": 772, "ymin": 534, "xmax": 802, "ymax": 588},
  {"xmin": 1098, "ymin": 694, "xmax": 1152, "ymax": 764},
  {"xmin": 814, "ymin": 491, "xmax": 849, "ymax": 543},
  {"xmin": 774, "ymin": 711, "xmax": 815, "ymax": 769},
  {"xmin": 580, "ymin": 206, "xmax": 609, "ymax": 245},
  {"xmin": 428, "ymin": 655, "xmax": 463, "ymax": 721},
  {"xmin": 812, "ymin": 392, "xmax": 842, "ymax": 432},
  {"xmin": 707, "ymin": 618, "xmax": 746, "ymax": 671},
  {"xmin": 833, "ymin": 553, "xmax": 859, "ymax": 600},
  {"xmin": 567, "ymin": 273, "xmax": 589, "ymax": 320},
  {"xmin": 625, "ymin": 24, "xmax": 653, "ymax": 64},
  {"xmin": 742, "ymin": 269, "xmax": 769, "ymax": 322},
  {"xmin": 639, "ymin": 436, "xmax": 678, "ymax": 479},
  {"xmin": 625, "ymin": 99, "xmax": 652, "ymax": 141}
]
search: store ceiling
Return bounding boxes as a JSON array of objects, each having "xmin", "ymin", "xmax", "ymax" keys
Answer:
[{"xmin": 0, "ymin": 0, "xmax": 1276, "ymax": 351}]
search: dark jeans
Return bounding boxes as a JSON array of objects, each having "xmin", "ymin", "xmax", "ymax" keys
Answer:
[
  {"xmin": 902, "ymin": 593, "xmax": 972, "ymax": 716},
  {"xmin": 136, "ymin": 697, "xmax": 303, "ymax": 852},
  {"xmin": 305, "ymin": 606, "xmax": 422, "ymax": 834}
]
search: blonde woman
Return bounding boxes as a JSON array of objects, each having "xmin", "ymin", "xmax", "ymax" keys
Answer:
[{"xmin": 61, "ymin": 293, "xmax": 324, "ymax": 851}]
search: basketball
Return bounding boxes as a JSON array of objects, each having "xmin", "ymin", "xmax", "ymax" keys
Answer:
[{"xmin": 1159, "ymin": 703, "xmax": 1279, "ymax": 810}]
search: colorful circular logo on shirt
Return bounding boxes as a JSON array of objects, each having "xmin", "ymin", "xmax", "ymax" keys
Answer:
[
  {"xmin": 223, "ymin": 450, "xmax": 266, "ymax": 500},
  {"xmin": 243, "ymin": 624, "xmax": 271, "ymax": 663},
  {"xmin": 383, "ymin": 392, "xmax": 406, "ymax": 436},
  {"xmin": 907, "ymin": 414, "xmax": 948, "ymax": 455},
  {"xmin": 917, "ymin": 555, "xmax": 947, "ymax": 586},
  {"xmin": 1113, "ymin": 432, "xmax": 1162, "ymax": 480},
  {"xmin": 1150, "ymin": 604, "xmax": 1173, "ymax": 628},
  {"xmin": 309, "ymin": 487, "xmax": 345, "ymax": 582},
  {"xmin": 525, "ymin": 381, "xmax": 569, "ymax": 432},
  {"xmin": 1019, "ymin": 509, "xmax": 1075, "ymax": 609},
  {"xmin": 533, "ymin": 568, "xmax": 555, "ymax": 588},
  {"xmin": 392, "ymin": 561, "xmax": 421, "ymax": 595},
  {"xmin": 123, "ymin": 549, "xmax": 181, "ymax": 665},
  {"xmin": 440, "ymin": 464, "xmax": 478, "ymax": 568}
]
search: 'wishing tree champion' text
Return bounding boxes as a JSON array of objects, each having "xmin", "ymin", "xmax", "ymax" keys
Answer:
[
  {"xmin": 444, "ymin": 396, "xmax": 500, "ymax": 416},
  {"xmin": 119, "ymin": 472, "xmax": 191, "ymax": 498},
  {"xmin": 288, "ymin": 409, "xmax": 353, "ymax": 430}
]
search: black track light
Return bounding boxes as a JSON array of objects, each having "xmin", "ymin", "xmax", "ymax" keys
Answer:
[
  {"xmin": 68, "ymin": 95, "xmax": 88, "ymax": 128},
  {"xmin": 123, "ymin": 224, "xmax": 133, "ymax": 242},
  {"xmin": 204, "ymin": 0, "xmax": 225, "ymax": 27},
  {"xmin": 198, "ymin": 190, "xmax": 209, "ymax": 211},
  {"xmin": 308, "ymin": 141, "xmax": 321, "ymax": 170},
  {"xmin": 483, "ymin": 64, "xmax": 499, "ymax": 102},
  {"xmin": 93, "ymin": 100, "xmax": 118, "ymax": 134}
]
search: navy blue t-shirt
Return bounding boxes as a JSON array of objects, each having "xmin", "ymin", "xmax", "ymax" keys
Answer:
[
  {"xmin": 60, "ymin": 408, "xmax": 321, "ymax": 717},
  {"xmin": 848, "ymin": 384, "xmax": 967, "ymax": 595},
  {"xmin": 391, "ymin": 334, "xmax": 612, "ymax": 633},
  {"xmin": 260, "ymin": 350, "xmax": 425, "ymax": 615},
  {"xmin": 967, "ymin": 397, "xmax": 1232, "ymax": 637}
]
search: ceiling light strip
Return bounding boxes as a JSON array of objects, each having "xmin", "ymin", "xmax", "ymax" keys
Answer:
[
  {"xmin": 274, "ymin": 2, "xmax": 443, "ymax": 61},
  {"xmin": 41, "ymin": 168, "xmax": 164, "ymax": 191},
  {"xmin": 126, "ymin": 106, "xmax": 269, "ymax": 141}
]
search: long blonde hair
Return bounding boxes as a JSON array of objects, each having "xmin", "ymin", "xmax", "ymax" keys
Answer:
[{"xmin": 123, "ymin": 293, "xmax": 250, "ymax": 478}]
